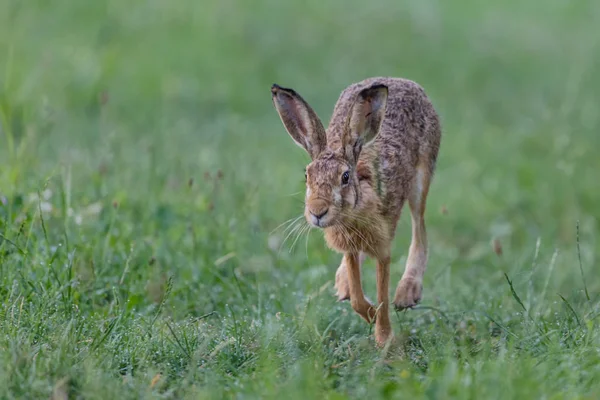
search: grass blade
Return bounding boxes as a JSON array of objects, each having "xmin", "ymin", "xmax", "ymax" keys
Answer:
[
  {"xmin": 576, "ymin": 221, "xmax": 590, "ymax": 301},
  {"xmin": 91, "ymin": 317, "xmax": 119, "ymax": 351},
  {"xmin": 166, "ymin": 320, "xmax": 192, "ymax": 360},
  {"xmin": 558, "ymin": 294, "xmax": 582, "ymax": 328},
  {"xmin": 504, "ymin": 273, "xmax": 527, "ymax": 312},
  {"xmin": 0, "ymin": 232, "xmax": 27, "ymax": 256}
]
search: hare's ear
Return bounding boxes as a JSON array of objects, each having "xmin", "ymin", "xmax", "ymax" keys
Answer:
[
  {"xmin": 271, "ymin": 84, "xmax": 327, "ymax": 159},
  {"xmin": 344, "ymin": 84, "xmax": 388, "ymax": 162}
]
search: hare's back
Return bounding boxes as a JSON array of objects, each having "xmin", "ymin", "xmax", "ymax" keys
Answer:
[
  {"xmin": 330, "ymin": 77, "xmax": 440, "ymax": 159},
  {"xmin": 331, "ymin": 77, "xmax": 441, "ymax": 215}
]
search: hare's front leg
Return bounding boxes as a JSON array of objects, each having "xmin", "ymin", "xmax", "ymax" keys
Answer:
[
  {"xmin": 394, "ymin": 164, "xmax": 431, "ymax": 310},
  {"xmin": 335, "ymin": 252, "xmax": 366, "ymax": 301},
  {"xmin": 343, "ymin": 252, "xmax": 376, "ymax": 322},
  {"xmin": 375, "ymin": 254, "xmax": 393, "ymax": 345}
]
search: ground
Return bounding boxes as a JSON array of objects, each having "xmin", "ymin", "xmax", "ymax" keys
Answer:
[{"xmin": 1, "ymin": 0, "xmax": 600, "ymax": 398}]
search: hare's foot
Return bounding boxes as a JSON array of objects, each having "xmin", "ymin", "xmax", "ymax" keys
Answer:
[
  {"xmin": 375, "ymin": 325, "xmax": 394, "ymax": 347},
  {"xmin": 351, "ymin": 297, "xmax": 377, "ymax": 323},
  {"xmin": 334, "ymin": 263, "xmax": 350, "ymax": 301},
  {"xmin": 393, "ymin": 278, "xmax": 422, "ymax": 310}
]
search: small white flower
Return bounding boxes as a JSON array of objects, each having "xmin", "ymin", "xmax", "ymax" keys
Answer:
[
  {"xmin": 82, "ymin": 202, "xmax": 103, "ymax": 216},
  {"xmin": 40, "ymin": 202, "xmax": 53, "ymax": 213}
]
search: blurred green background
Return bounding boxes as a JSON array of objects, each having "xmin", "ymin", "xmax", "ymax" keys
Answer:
[{"xmin": 1, "ymin": 0, "xmax": 599, "ymax": 398}]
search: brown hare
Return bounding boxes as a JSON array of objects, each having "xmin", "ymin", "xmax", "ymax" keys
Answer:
[{"xmin": 271, "ymin": 77, "xmax": 441, "ymax": 346}]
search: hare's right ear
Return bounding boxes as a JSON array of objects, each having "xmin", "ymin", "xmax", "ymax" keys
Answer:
[
  {"xmin": 344, "ymin": 84, "xmax": 388, "ymax": 162},
  {"xmin": 271, "ymin": 84, "xmax": 327, "ymax": 159}
]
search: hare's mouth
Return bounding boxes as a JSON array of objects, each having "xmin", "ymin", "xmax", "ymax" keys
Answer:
[
  {"xmin": 306, "ymin": 212, "xmax": 334, "ymax": 228},
  {"xmin": 314, "ymin": 219, "xmax": 332, "ymax": 228}
]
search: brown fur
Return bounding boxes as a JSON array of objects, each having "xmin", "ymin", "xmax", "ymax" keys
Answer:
[{"xmin": 271, "ymin": 77, "xmax": 441, "ymax": 346}]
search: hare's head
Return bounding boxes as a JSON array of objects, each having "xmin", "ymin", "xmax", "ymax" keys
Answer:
[{"xmin": 271, "ymin": 83, "xmax": 388, "ymax": 228}]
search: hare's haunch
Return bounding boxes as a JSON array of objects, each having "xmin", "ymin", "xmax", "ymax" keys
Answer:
[{"xmin": 271, "ymin": 77, "xmax": 441, "ymax": 346}]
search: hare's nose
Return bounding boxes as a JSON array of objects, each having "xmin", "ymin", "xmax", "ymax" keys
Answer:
[{"xmin": 310, "ymin": 208, "xmax": 329, "ymax": 220}]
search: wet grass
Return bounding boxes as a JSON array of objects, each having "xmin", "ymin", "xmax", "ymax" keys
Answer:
[{"xmin": 1, "ymin": 0, "xmax": 600, "ymax": 398}]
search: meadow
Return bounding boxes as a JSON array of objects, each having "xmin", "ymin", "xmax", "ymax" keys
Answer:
[{"xmin": 1, "ymin": 0, "xmax": 600, "ymax": 398}]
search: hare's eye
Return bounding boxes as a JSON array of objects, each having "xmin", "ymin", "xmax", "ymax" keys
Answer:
[
  {"xmin": 304, "ymin": 170, "xmax": 307, "ymax": 182},
  {"xmin": 341, "ymin": 171, "xmax": 350, "ymax": 185}
]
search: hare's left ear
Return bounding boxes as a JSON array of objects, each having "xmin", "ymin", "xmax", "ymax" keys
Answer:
[
  {"xmin": 271, "ymin": 84, "xmax": 327, "ymax": 160},
  {"xmin": 344, "ymin": 84, "xmax": 388, "ymax": 162}
]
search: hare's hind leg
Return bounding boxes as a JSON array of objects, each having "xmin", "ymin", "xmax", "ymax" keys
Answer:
[
  {"xmin": 393, "ymin": 162, "xmax": 431, "ymax": 310},
  {"xmin": 335, "ymin": 252, "xmax": 366, "ymax": 301}
]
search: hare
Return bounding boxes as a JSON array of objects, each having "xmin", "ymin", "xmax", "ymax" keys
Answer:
[{"xmin": 271, "ymin": 77, "xmax": 441, "ymax": 345}]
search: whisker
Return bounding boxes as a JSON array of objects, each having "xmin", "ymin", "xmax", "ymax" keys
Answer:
[
  {"xmin": 290, "ymin": 222, "xmax": 309, "ymax": 253},
  {"xmin": 344, "ymin": 222, "xmax": 377, "ymax": 256},
  {"xmin": 290, "ymin": 222, "xmax": 310, "ymax": 254},
  {"xmin": 341, "ymin": 210, "xmax": 375, "ymax": 227},
  {"xmin": 338, "ymin": 222, "xmax": 358, "ymax": 255},
  {"xmin": 271, "ymin": 214, "xmax": 304, "ymax": 235},
  {"xmin": 281, "ymin": 215, "xmax": 305, "ymax": 237},
  {"xmin": 279, "ymin": 221, "xmax": 304, "ymax": 255},
  {"xmin": 304, "ymin": 225, "xmax": 312, "ymax": 258},
  {"xmin": 344, "ymin": 212, "xmax": 380, "ymax": 254},
  {"xmin": 288, "ymin": 223, "xmax": 303, "ymax": 253}
]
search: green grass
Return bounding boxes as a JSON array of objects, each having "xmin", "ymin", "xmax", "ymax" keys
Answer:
[{"xmin": 1, "ymin": 0, "xmax": 600, "ymax": 398}]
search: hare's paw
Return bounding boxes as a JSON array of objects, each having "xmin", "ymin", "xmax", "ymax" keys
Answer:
[
  {"xmin": 351, "ymin": 298, "xmax": 377, "ymax": 323},
  {"xmin": 334, "ymin": 264, "xmax": 350, "ymax": 301},
  {"xmin": 375, "ymin": 327, "xmax": 394, "ymax": 347},
  {"xmin": 393, "ymin": 278, "xmax": 422, "ymax": 310}
]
